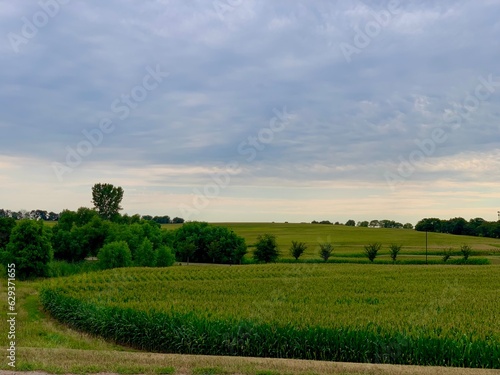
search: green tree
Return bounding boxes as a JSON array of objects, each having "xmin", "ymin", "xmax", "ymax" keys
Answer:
[
  {"xmin": 289, "ymin": 241, "xmax": 307, "ymax": 260},
  {"xmin": 178, "ymin": 241, "xmax": 196, "ymax": 265},
  {"xmin": 442, "ymin": 248, "xmax": 453, "ymax": 262},
  {"xmin": 97, "ymin": 241, "xmax": 132, "ymax": 269},
  {"xmin": 156, "ymin": 245, "xmax": 175, "ymax": 267},
  {"xmin": 204, "ymin": 226, "xmax": 247, "ymax": 264},
  {"xmin": 253, "ymin": 234, "xmax": 279, "ymax": 263},
  {"xmin": 415, "ymin": 218, "xmax": 442, "ymax": 232},
  {"xmin": 319, "ymin": 242, "xmax": 334, "ymax": 262},
  {"xmin": 5, "ymin": 220, "xmax": 52, "ymax": 280},
  {"xmin": 74, "ymin": 206, "xmax": 99, "ymax": 226},
  {"xmin": 345, "ymin": 219, "xmax": 356, "ymax": 226},
  {"xmin": 56, "ymin": 209, "xmax": 78, "ymax": 231},
  {"xmin": 91, "ymin": 183, "xmax": 124, "ymax": 220},
  {"xmin": 357, "ymin": 221, "xmax": 369, "ymax": 227},
  {"xmin": 403, "ymin": 223, "xmax": 414, "ymax": 229},
  {"xmin": 389, "ymin": 243, "xmax": 402, "ymax": 263},
  {"xmin": 106, "ymin": 223, "xmax": 144, "ymax": 259},
  {"xmin": 364, "ymin": 242, "xmax": 381, "ymax": 262},
  {"xmin": 0, "ymin": 217, "xmax": 16, "ymax": 250},
  {"xmin": 135, "ymin": 238, "xmax": 156, "ymax": 267},
  {"xmin": 460, "ymin": 244, "xmax": 472, "ymax": 261},
  {"xmin": 52, "ymin": 215, "xmax": 110, "ymax": 262},
  {"xmin": 173, "ymin": 222, "xmax": 209, "ymax": 262}
]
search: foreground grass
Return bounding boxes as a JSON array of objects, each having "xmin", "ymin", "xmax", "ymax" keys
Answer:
[{"xmin": 9, "ymin": 347, "xmax": 500, "ymax": 375}]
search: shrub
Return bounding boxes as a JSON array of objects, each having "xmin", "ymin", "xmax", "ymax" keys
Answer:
[
  {"xmin": 460, "ymin": 244, "xmax": 472, "ymax": 261},
  {"xmin": 389, "ymin": 244, "xmax": 402, "ymax": 263},
  {"xmin": 156, "ymin": 246, "xmax": 175, "ymax": 267},
  {"xmin": 253, "ymin": 234, "xmax": 279, "ymax": 263},
  {"xmin": 289, "ymin": 241, "xmax": 307, "ymax": 260},
  {"xmin": 97, "ymin": 241, "xmax": 132, "ymax": 269},
  {"xmin": 319, "ymin": 242, "xmax": 334, "ymax": 262},
  {"xmin": 442, "ymin": 248, "xmax": 453, "ymax": 262},
  {"xmin": 364, "ymin": 243, "xmax": 381, "ymax": 262}
]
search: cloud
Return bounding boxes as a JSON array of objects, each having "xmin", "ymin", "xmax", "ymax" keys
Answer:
[{"xmin": 1, "ymin": 1, "xmax": 500, "ymax": 221}]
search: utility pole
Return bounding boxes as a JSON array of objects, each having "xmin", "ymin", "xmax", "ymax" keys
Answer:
[{"xmin": 425, "ymin": 230, "xmax": 428, "ymax": 265}]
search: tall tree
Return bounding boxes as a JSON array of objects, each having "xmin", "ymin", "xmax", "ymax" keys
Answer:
[{"xmin": 91, "ymin": 183, "xmax": 124, "ymax": 220}]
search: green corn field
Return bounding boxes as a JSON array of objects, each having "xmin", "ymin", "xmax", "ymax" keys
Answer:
[{"xmin": 40, "ymin": 263, "xmax": 500, "ymax": 368}]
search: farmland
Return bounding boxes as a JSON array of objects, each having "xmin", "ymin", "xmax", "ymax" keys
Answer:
[
  {"xmin": 164, "ymin": 223, "xmax": 500, "ymax": 263},
  {"xmin": 41, "ymin": 263, "xmax": 500, "ymax": 368},
  {"xmin": 3, "ymin": 222, "xmax": 500, "ymax": 374}
]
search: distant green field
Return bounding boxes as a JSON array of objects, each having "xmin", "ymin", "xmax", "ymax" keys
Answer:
[{"xmin": 163, "ymin": 222, "xmax": 500, "ymax": 263}]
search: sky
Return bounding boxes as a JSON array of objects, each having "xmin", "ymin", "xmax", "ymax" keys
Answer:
[{"xmin": 1, "ymin": 0, "xmax": 500, "ymax": 224}]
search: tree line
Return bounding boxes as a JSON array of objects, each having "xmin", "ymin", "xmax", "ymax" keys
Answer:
[
  {"xmin": 0, "ymin": 209, "xmax": 184, "ymax": 225},
  {"xmin": 0, "ymin": 183, "xmax": 244, "ymax": 280},
  {"xmin": 312, "ymin": 219, "xmax": 414, "ymax": 229},
  {"xmin": 415, "ymin": 217, "xmax": 500, "ymax": 238}
]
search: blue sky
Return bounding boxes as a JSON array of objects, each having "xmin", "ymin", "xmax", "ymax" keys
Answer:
[{"xmin": 1, "ymin": 0, "xmax": 500, "ymax": 223}]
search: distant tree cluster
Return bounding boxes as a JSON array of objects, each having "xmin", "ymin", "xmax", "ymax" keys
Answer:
[
  {"xmin": 174, "ymin": 222, "xmax": 246, "ymax": 264},
  {"xmin": 311, "ymin": 219, "xmax": 413, "ymax": 229},
  {"xmin": 415, "ymin": 217, "xmax": 500, "ymax": 238},
  {"xmin": 0, "ymin": 209, "xmax": 59, "ymax": 221},
  {"xmin": 357, "ymin": 220, "xmax": 413, "ymax": 229},
  {"xmin": 0, "ymin": 209, "xmax": 184, "ymax": 225},
  {"xmin": 142, "ymin": 215, "xmax": 185, "ymax": 224}
]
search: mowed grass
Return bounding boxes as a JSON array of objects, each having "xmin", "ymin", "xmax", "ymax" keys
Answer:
[
  {"xmin": 163, "ymin": 223, "xmax": 500, "ymax": 262},
  {"xmin": 40, "ymin": 264, "xmax": 500, "ymax": 368}
]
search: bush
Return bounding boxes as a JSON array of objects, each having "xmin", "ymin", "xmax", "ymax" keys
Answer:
[
  {"xmin": 97, "ymin": 241, "xmax": 132, "ymax": 269},
  {"xmin": 156, "ymin": 246, "xmax": 175, "ymax": 267},
  {"xmin": 5, "ymin": 220, "xmax": 53, "ymax": 280},
  {"xmin": 389, "ymin": 244, "xmax": 402, "ymax": 263},
  {"xmin": 460, "ymin": 244, "xmax": 472, "ymax": 261},
  {"xmin": 442, "ymin": 248, "xmax": 453, "ymax": 262},
  {"xmin": 319, "ymin": 242, "xmax": 334, "ymax": 262},
  {"xmin": 289, "ymin": 241, "xmax": 307, "ymax": 260},
  {"xmin": 253, "ymin": 234, "xmax": 279, "ymax": 263},
  {"xmin": 364, "ymin": 243, "xmax": 381, "ymax": 262}
]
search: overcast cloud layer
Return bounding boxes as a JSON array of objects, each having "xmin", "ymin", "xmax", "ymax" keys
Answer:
[{"xmin": 1, "ymin": 0, "xmax": 500, "ymax": 223}]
